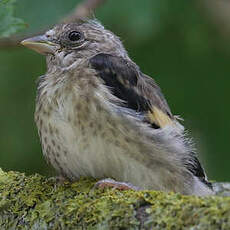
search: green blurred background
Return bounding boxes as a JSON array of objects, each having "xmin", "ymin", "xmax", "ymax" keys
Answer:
[{"xmin": 0, "ymin": 0, "xmax": 229, "ymax": 181}]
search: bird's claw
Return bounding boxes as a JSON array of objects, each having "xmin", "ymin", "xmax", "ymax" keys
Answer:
[{"xmin": 94, "ymin": 178, "xmax": 140, "ymax": 191}]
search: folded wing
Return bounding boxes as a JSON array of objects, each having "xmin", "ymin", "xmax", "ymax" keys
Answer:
[{"xmin": 89, "ymin": 53, "xmax": 174, "ymax": 129}]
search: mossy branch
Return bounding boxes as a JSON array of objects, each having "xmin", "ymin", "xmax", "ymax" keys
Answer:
[{"xmin": 0, "ymin": 168, "xmax": 230, "ymax": 230}]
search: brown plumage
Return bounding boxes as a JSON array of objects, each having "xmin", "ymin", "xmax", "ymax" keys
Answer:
[{"xmin": 21, "ymin": 19, "xmax": 213, "ymax": 195}]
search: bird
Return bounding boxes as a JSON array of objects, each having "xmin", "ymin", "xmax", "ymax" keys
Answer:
[{"xmin": 21, "ymin": 19, "xmax": 213, "ymax": 196}]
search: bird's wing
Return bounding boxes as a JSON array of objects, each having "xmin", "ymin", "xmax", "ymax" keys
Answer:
[
  {"xmin": 89, "ymin": 53, "xmax": 212, "ymax": 189},
  {"xmin": 89, "ymin": 53, "xmax": 174, "ymax": 129}
]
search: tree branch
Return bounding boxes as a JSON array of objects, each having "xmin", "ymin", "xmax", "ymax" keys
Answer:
[
  {"xmin": 0, "ymin": 169, "xmax": 230, "ymax": 229},
  {"xmin": 199, "ymin": 0, "xmax": 230, "ymax": 39},
  {"xmin": 63, "ymin": 0, "xmax": 106, "ymax": 23},
  {"xmin": 0, "ymin": 0, "xmax": 107, "ymax": 48}
]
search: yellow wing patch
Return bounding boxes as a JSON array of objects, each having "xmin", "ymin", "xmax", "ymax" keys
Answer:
[{"xmin": 147, "ymin": 107, "xmax": 173, "ymax": 128}]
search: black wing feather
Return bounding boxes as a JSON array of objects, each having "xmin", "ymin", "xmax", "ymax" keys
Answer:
[
  {"xmin": 187, "ymin": 154, "xmax": 213, "ymax": 189},
  {"xmin": 90, "ymin": 53, "xmax": 151, "ymax": 112}
]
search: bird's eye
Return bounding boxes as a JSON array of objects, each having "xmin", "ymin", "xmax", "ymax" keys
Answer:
[{"xmin": 68, "ymin": 31, "xmax": 82, "ymax": 41}]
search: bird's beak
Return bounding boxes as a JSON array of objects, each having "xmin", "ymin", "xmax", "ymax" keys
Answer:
[{"xmin": 21, "ymin": 35, "xmax": 56, "ymax": 55}]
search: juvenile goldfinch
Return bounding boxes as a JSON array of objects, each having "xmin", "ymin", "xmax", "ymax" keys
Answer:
[{"xmin": 21, "ymin": 20, "xmax": 213, "ymax": 195}]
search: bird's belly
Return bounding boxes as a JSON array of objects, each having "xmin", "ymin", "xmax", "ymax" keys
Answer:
[{"xmin": 38, "ymin": 111, "xmax": 168, "ymax": 190}]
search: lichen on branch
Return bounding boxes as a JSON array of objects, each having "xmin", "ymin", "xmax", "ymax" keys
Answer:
[{"xmin": 0, "ymin": 168, "xmax": 230, "ymax": 229}]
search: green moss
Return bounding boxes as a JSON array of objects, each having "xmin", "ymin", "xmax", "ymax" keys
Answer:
[{"xmin": 0, "ymin": 168, "xmax": 230, "ymax": 229}]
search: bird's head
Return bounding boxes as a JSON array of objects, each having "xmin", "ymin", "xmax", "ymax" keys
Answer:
[{"xmin": 21, "ymin": 20, "xmax": 127, "ymax": 68}]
